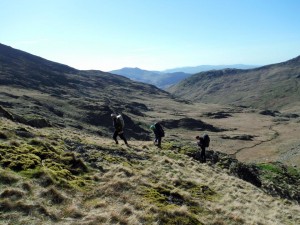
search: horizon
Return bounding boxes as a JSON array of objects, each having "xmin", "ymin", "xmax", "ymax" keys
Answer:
[{"xmin": 1, "ymin": 0, "xmax": 300, "ymax": 72}]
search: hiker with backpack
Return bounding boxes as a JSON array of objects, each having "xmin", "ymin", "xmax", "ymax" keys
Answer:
[
  {"xmin": 196, "ymin": 134, "xmax": 210, "ymax": 163},
  {"xmin": 150, "ymin": 122, "xmax": 165, "ymax": 148},
  {"xmin": 111, "ymin": 113, "xmax": 128, "ymax": 145}
]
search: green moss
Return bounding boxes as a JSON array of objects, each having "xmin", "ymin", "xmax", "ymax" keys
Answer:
[
  {"xmin": 257, "ymin": 163, "xmax": 283, "ymax": 174},
  {"xmin": 144, "ymin": 187, "xmax": 168, "ymax": 207},
  {"xmin": 142, "ymin": 186, "xmax": 203, "ymax": 224},
  {"xmin": 2, "ymin": 153, "xmax": 41, "ymax": 171},
  {"xmin": 179, "ymin": 145, "xmax": 198, "ymax": 155}
]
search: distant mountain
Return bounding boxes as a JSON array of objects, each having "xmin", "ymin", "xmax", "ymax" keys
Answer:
[
  {"xmin": 163, "ymin": 64, "xmax": 259, "ymax": 74},
  {"xmin": 111, "ymin": 65, "xmax": 259, "ymax": 89},
  {"xmin": 110, "ymin": 67, "xmax": 191, "ymax": 89},
  {"xmin": 168, "ymin": 56, "xmax": 300, "ymax": 111}
]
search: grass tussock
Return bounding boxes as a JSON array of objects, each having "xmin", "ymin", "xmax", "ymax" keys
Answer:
[
  {"xmin": 0, "ymin": 169, "xmax": 19, "ymax": 185},
  {"xmin": 40, "ymin": 187, "xmax": 68, "ymax": 204},
  {"xmin": 0, "ymin": 188, "xmax": 25, "ymax": 200}
]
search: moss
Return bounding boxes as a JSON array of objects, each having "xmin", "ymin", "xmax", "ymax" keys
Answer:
[
  {"xmin": 175, "ymin": 180, "xmax": 218, "ymax": 201},
  {"xmin": 20, "ymin": 167, "xmax": 56, "ymax": 187},
  {"xmin": 2, "ymin": 153, "xmax": 41, "ymax": 171},
  {"xmin": 157, "ymin": 211, "xmax": 203, "ymax": 225},
  {"xmin": 142, "ymin": 186, "xmax": 203, "ymax": 225},
  {"xmin": 257, "ymin": 163, "xmax": 283, "ymax": 174},
  {"xmin": 144, "ymin": 187, "xmax": 168, "ymax": 207},
  {"xmin": 179, "ymin": 145, "xmax": 198, "ymax": 155},
  {"xmin": 162, "ymin": 141, "xmax": 181, "ymax": 151}
]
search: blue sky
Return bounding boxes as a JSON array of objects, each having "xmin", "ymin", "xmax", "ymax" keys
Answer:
[{"xmin": 1, "ymin": 0, "xmax": 300, "ymax": 71}]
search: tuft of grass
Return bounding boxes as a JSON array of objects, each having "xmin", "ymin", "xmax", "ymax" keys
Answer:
[
  {"xmin": 40, "ymin": 187, "xmax": 68, "ymax": 204},
  {"xmin": 0, "ymin": 169, "xmax": 19, "ymax": 184},
  {"xmin": 0, "ymin": 188, "xmax": 25, "ymax": 200}
]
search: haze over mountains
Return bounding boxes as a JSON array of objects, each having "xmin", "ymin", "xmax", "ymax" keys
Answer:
[{"xmin": 110, "ymin": 65, "xmax": 258, "ymax": 89}]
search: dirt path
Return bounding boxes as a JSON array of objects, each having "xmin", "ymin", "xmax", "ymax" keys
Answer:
[{"xmin": 230, "ymin": 124, "xmax": 279, "ymax": 158}]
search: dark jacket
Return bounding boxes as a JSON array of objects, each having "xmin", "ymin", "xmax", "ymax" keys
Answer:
[
  {"xmin": 154, "ymin": 123, "xmax": 164, "ymax": 137},
  {"xmin": 113, "ymin": 118, "xmax": 123, "ymax": 132}
]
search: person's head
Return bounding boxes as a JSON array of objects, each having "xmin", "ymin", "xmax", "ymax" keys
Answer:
[{"xmin": 150, "ymin": 125, "xmax": 155, "ymax": 131}]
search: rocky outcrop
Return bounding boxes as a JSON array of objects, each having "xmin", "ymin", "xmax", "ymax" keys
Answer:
[{"xmin": 0, "ymin": 106, "xmax": 51, "ymax": 128}]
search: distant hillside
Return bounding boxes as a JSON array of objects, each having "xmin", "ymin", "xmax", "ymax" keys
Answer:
[
  {"xmin": 163, "ymin": 64, "xmax": 259, "ymax": 74},
  {"xmin": 168, "ymin": 56, "xmax": 300, "ymax": 111},
  {"xmin": 0, "ymin": 43, "xmax": 171, "ymax": 139},
  {"xmin": 110, "ymin": 67, "xmax": 190, "ymax": 89}
]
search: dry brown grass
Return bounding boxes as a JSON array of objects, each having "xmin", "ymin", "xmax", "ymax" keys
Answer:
[{"xmin": 1, "ymin": 103, "xmax": 300, "ymax": 224}]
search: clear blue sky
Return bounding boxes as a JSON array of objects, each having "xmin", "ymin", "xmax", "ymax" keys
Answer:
[{"xmin": 1, "ymin": 0, "xmax": 300, "ymax": 71}]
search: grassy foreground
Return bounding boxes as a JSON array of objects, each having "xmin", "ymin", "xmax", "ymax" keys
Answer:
[{"xmin": 0, "ymin": 118, "xmax": 299, "ymax": 225}]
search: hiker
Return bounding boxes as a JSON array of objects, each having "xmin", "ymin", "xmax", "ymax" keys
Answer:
[
  {"xmin": 111, "ymin": 113, "xmax": 128, "ymax": 145},
  {"xmin": 196, "ymin": 134, "xmax": 210, "ymax": 163},
  {"xmin": 150, "ymin": 122, "xmax": 165, "ymax": 148},
  {"xmin": 196, "ymin": 135, "xmax": 206, "ymax": 163}
]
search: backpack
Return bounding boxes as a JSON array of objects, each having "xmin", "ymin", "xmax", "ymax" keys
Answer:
[
  {"xmin": 116, "ymin": 114, "xmax": 125, "ymax": 129},
  {"xmin": 203, "ymin": 134, "xmax": 210, "ymax": 147},
  {"xmin": 155, "ymin": 122, "xmax": 165, "ymax": 137}
]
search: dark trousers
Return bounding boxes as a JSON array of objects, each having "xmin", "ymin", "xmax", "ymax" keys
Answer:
[
  {"xmin": 113, "ymin": 131, "xmax": 128, "ymax": 144},
  {"xmin": 200, "ymin": 146, "xmax": 206, "ymax": 163},
  {"xmin": 154, "ymin": 136, "xmax": 162, "ymax": 147}
]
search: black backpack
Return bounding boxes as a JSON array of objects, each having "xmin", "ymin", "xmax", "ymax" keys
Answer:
[
  {"xmin": 155, "ymin": 122, "xmax": 165, "ymax": 137},
  {"xmin": 203, "ymin": 134, "xmax": 210, "ymax": 147}
]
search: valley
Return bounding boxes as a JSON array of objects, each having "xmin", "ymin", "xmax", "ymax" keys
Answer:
[{"xmin": 0, "ymin": 43, "xmax": 300, "ymax": 224}]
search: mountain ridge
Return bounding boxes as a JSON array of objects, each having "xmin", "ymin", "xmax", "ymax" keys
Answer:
[{"xmin": 168, "ymin": 55, "xmax": 300, "ymax": 111}]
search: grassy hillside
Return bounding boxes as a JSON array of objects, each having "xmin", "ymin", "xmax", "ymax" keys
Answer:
[
  {"xmin": 168, "ymin": 56, "xmax": 300, "ymax": 112},
  {"xmin": 0, "ymin": 118, "xmax": 299, "ymax": 225}
]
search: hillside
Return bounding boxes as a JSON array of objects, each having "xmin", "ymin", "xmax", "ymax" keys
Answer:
[
  {"xmin": 0, "ymin": 43, "xmax": 172, "ymax": 139},
  {"xmin": 0, "ymin": 118, "xmax": 299, "ymax": 224},
  {"xmin": 1, "ymin": 44, "xmax": 300, "ymax": 224},
  {"xmin": 168, "ymin": 56, "xmax": 300, "ymax": 112},
  {"xmin": 110, "ymin": 67, "xmax": 190, "ymax": 89}
]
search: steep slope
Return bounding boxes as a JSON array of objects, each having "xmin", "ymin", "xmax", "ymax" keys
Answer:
[
  {"xmin": 0, "ymin": 119, "xmax": 299, "ymax": 225},
  {"xmin": 0, "ymin": 43, "xmax": 171, "ymax": 139},
  {"xmin": 110, "ymin": 67, "xmax": 190, "ymax": 89},
  {"xmin": 168, "ymin": 56, "xmax": 300, "ymax": 111}
]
